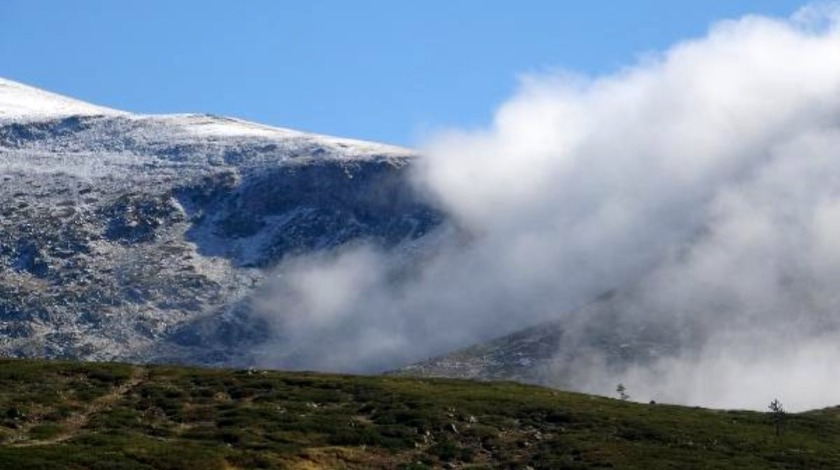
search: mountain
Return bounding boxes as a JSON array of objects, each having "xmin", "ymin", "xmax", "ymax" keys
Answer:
[
  {"xmin": 2, "ymin": 357, "xmax": 838, "ymax": 469},
  {"xmin": 0, "ymin": 78, "xmax": 443, "ymax": 365},
  {"xmin": 392, "ymin": 290, "xmax": 681, "ymax": 389},
  {"xmin": 0, "ymin": 78, "xmax": 677, "ymax": 387}
]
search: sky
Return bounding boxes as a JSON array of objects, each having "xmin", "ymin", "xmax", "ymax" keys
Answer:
[{"xmin": 0, "ymin": 0, "xmax": 809, "ymax": 146}]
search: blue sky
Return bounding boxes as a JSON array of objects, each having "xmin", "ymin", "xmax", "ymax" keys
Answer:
[{"xmin": 0, "ymin": 1, "xmax": 808, "ymax": 145}]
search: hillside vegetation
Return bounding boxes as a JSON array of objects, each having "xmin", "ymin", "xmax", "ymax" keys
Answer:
[{"xmin": 0, "ymin": 359, "xmax": 838, "ymax": 469}]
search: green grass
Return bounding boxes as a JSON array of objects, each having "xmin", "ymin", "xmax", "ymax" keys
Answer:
[{"xmin": 0, "ymin": 358, "xmax": 838, "ymax": 468}]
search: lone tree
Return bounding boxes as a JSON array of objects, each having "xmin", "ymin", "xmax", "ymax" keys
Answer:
[
  {"xmin": 616, "ymin": 383, "xmax": 629, "ymax": 401},
  {"xmin": 768, "ymin": 398, "xmax": 786, "ymax": 437}
]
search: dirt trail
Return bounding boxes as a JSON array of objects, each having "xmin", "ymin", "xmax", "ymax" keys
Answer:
[{"xmin": 10, "ymin": 366, "xmax": 148, "ymax": 447}]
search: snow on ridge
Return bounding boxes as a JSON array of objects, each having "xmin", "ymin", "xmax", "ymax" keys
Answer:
[
  {"xmin": 148, "ymin": 113, "xmax": 414, "ymax": 158},
  {"xmin": 0, "ymin": 76, "xmax": 414, "ymax": 159},
  {"xmin": 0, "ymin": 77, "xmax": 125, "ymax": 121}
]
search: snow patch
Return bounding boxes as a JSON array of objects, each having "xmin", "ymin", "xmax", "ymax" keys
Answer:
[{"xmin": 0, "ymin": 77, "xmax": 124, "ymax": 121}]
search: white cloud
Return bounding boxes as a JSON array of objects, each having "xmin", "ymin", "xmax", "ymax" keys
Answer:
[{"xmin": 255, "ymin": 4, "xmax": 840, "ymax": 411}]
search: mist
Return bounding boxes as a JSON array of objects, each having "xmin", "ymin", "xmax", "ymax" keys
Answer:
[{"xmin": 253, "ymin": 4, "xmax": 840, "ymax": 411}]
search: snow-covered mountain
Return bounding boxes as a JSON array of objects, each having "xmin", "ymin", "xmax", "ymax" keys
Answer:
[{"xmin": 0, "ymin": 77, "xmax": 442, "ymax": 365}]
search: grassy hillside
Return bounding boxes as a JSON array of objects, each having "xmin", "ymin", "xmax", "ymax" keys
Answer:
[{"xmin": 0, "ymin": 359, "xmax": 838, "ymax": 469}]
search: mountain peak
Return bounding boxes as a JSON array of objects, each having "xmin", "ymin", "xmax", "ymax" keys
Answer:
[{"xmin": 0, "ymin": 77, "xmax": 124, "ymax": 121}]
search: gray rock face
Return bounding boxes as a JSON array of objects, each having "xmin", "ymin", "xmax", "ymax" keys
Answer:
[{"xmin": 0, "ymin": 86, "xmax": 443, "ymax": 366}]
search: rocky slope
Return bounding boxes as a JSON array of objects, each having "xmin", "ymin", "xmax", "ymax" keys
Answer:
[{"xmin": 0, "ymin": 78, "xmax": 442, "ymax": 365}]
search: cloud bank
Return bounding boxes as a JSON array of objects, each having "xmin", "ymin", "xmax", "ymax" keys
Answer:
[{"xmin": 255, "ymin": 5, "xmax": 840, "ymax": 411}]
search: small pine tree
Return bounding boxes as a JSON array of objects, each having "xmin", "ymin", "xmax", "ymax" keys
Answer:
[
  {"xmin": 616, "ymin": 383, "xmax": 629, "ymax": 401},
  {"xmin": 768, "ymin": 398, "xmax": 786, "ymax": 437}
]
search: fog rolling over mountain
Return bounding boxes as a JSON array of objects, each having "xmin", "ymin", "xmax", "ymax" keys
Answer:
[
  {"xmin": 263, "ymin": 5, "xmax": 840, "ymax": 411},
  {"xmin": 5, "ymin": 4, "xmax": 840, "ymax": 412}
]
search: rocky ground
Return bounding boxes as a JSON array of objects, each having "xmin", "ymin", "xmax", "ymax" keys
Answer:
[{"xmin": 0, "ymin": 105, "xmax": 442, "ymax": 366}]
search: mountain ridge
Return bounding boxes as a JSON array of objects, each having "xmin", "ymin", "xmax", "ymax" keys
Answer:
[{"xmin": 0, "ymin": 76, "xmax": 410, "ymax": 154}]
